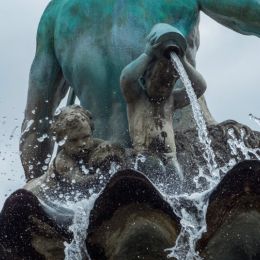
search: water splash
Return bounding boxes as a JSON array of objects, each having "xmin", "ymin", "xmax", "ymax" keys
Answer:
[
  {"xmin": 133, "ymin": 153, "xmax": 146, "ymax": 170},
  {"xmin": 62, "ymin": 162, "xmax": 120, "ymax": 259},
  {"xmin": 37, "ymin": 133, "xmax": 49, "ymax": 143},
  {"xmin": 228, "ymin": 128, "xmax": 260, "ymax": 160},
  {"xmin": 64, "ymin": 195, "xmax": 98, "ymax": 260},
  {"xmin": 21, "ymin": 119, "xmax": 34, "ymax": 136},
  {"xmin": 58, "ymin": 136, "xmax": 68, "ymax": 146},
  {"xmin": 249, "ymin": 113, "xmax": 260, "ymax": 128}
]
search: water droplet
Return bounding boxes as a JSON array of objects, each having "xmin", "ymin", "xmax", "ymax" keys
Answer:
[
  {"xmin": 81, "ymin": 165, "xmax": 89, "ymax": 175},
  {"xmin": 42, "ymin": 165, "xmax": 48, "ymax": 171},
  {"xmin": 55, "ymin": 108, "xmax": 62, "ymax": 116},
  {"xmin": 58, "ymin": 136, "xmax": 68, "ymax": 146},
  {"xmin": 45, "ymin": 158, "xmax": 51, "ymax": 164},
  {"xmin": 37, "ymin": 134, "xmax": 48, "ymax": 143}
]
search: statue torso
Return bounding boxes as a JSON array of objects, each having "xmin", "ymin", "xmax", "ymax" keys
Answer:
[{"xmin": 127, "ymin": 92, "xmax": 176, "ymax": 154}]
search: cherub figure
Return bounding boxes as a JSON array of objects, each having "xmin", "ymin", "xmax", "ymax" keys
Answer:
[
  {"xmin": 120, "ymin": 24, "xmax": 207, "ymax": 166},
  {"xmin": 24, "ymin": 105, "xmax": 125, "ymax": 197}
]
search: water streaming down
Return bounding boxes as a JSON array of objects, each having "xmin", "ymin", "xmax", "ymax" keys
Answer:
[
  {"xmin": 62, "ymin": 162, "xmax": 120, "ymax": 259},
  {"xmin": 171, "ymin": 53, "xmax": 218, "ymax": 176},
  {"xmin": 164, "ymin": 53, "xmax": 222, "ymax": 260}
]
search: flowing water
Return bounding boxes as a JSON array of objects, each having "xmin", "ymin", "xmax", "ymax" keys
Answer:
[
  {"xmin": 164, "ymin": 53, "xmax": 221, "ymax": 259},
  {"xmin": 64, "ymin": 195, "xmax": 98, "ymax": 260},
  {"xmin": 62, "ymin": 162, "xmax": 119, "ymax": 259},
  {"xmin": 170, "ymin": 53, "xmax": 218, "ymax": 176}
]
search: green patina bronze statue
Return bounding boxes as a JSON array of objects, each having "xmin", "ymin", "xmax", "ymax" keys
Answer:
[{"xmin": 20, "ymin": 0, "xmax": 260, "ymax": 180}]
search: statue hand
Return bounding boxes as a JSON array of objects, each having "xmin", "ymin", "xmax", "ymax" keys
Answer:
[
  {"xmin": 144, "ymin": 32, "xmax": 162, "ymax": 58},
  {"xmin": 145, "ymin": 23, "xmax": 187, "ymax": 59}
]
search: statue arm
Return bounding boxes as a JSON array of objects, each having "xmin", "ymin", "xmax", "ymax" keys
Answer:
[
  {"xmin": 199, "ymin": 0, "xmax": 260, "ymax": 37},
  {"xmin": 174, "ymin": 57, "xmax": 207, "ymax": 109},
  {"xmin": 120, "ymin": 54, "xmax": 152, "ymax": 103},
  {"xmin": 20, "ymin": 5, "xmax": 69, "ymax": 181}
]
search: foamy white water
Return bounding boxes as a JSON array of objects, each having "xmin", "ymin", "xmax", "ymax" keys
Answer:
[
  {"xmin": 133, "ymin": 153, "xmax": 146, "ymax": 170},
  {"xmin": 228, "ymin": 128, "xmax": 260, "ymax": 160}
]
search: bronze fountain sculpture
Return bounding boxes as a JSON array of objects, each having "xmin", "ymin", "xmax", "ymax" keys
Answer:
[{"xmin": 0, "ymin": 0, "xmax": 260, "ymax": 259}]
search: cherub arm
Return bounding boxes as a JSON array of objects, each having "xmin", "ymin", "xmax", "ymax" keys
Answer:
[
  {"xmin": 173, "ymin": 57, "xmax": 207, "ymax": 109},
  {"xmin": 120, "ymin": 54, "xmax": 153, "ymax": 103},
  {"xmin": 199, "ymin": 0, "xmax": 260, "ymax": 37},
  {"xmin": 120, "ymin": 29, "xmax": 165, "ymax": 103}
]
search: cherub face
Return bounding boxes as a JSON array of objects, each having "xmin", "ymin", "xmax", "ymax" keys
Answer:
[
  {"xmin": 52, "ymin": 105, "xmax": 94, "ymax": 157},
  {"xmin": 63, "ymin": 117, "xmax": 94, "ymax": 157}
]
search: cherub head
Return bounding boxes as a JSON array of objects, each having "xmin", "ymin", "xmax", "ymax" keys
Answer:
[
  {"xmin": 142, "ymin": 58, "xmax": 179, "ymax": 99},
  {"xmin": 51, "ymin": 105, "xmax": 95, "ymax": 157}
]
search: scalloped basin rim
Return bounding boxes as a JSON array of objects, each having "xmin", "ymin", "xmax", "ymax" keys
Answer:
[{"xmin": 87, "ymin": 169, "xmax": 180, "ymax": 234}]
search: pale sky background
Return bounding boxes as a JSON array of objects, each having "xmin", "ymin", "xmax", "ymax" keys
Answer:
[{"xmin": 0, "ymin": 1, "xmax": 259, "ymax": 209}]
